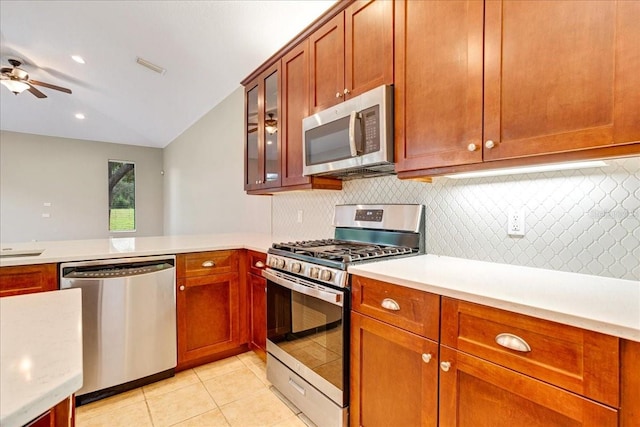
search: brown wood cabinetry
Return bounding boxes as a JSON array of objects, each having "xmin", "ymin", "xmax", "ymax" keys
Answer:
[
  {"xmin": 438, "ymin": 346, "xmax": 618, "ymax": 427},
  {"xmin": 351, "ymin": 275, "xmax": 634, "ymax": 426},
  {"xmin": 395, "ymin": 0, "xmax": 640, "ymax": 178},
  {"xmin": 26, "ymin": 396, "xmax": 74, "ymax": 427},
  {"xmin": 279, "ymin": 40, "xmax": 342, "ymax": 192},
  {"xmin": 310, "ymin": 0, "xmax": 393, "ymax": 114},
  {"xmin": 176, "ymin": 250, "xmax": 247, "ymax": 370},
  {"xmin": 0, "ymin": 263, "xmax": 57, "ymax": 297},
  {"xmin": 245, "ymin": 63, "xmax": 281, "ymax": 192},
  {"xmin": 246, "ymin": 250, "xmax": 267, "ymax": 358},
  {"xmin": 351, "ymin": 276, "xmax": 440, "ymax": 427}
]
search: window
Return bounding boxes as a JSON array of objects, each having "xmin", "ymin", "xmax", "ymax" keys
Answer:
[{"xmin": 109, "ymin": 160, "xmax": 135, "ymax": 232}]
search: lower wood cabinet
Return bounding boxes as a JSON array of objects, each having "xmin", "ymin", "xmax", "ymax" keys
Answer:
[
  {"xmin": 350, "ymin": 275, "xmax": 635, "ymax": 427},
  {"xmin": 438, "ymin": 346, "xmax": 618, "ymax": 427},
  {"xmin": 176, "ymin": 250, "xmax": 247, "ymax": 370},
  {"xmin": 26, "ymin": 395, "xmax": 74, "ymax": 427},
  {"xmin": 246, "ymin": 250, "xmax": 267, "ymax": 357},
  {"xmin": 351, "ymin": 311, "xmax": 438, "ymax": 427},
  {"xmin": 0, "ymin": 263, "xmax": 57, "ymax": 297}
]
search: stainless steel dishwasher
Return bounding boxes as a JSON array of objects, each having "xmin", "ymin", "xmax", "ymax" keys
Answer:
[{"xmin": 60, "ymin": 255, "xmax": 177, "ymax": 405}]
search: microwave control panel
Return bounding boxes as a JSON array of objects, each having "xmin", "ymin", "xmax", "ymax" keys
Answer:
[{"xmin": 360, "ymin": 105, "xmax": 380, "ymax": 153}]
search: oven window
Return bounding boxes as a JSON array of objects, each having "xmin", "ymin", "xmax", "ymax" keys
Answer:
[{"xmin": 267, "ymin": 281, "xmax": 343, "ymax": 390}]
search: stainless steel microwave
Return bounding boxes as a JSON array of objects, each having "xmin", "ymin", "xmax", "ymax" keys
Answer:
[{"xmin": 302, "ymin": 85, "xmax": 394, "ymax": 179}]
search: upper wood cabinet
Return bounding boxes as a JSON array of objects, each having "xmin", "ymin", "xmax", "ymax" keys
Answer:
[
  {"xmin": 309, "ymin": 0, "xmax": 393, "ymax": 114},
  {"xmin": 395, "ymin": 0, "xmax": 640, "ymax": 177},
  {"xmin": 244, "ymin": 63, "xmax": 281, "ymax": 192},
  {"xmin": 0, "ymin": 263, "xmax": 57, "ymax": 297}
]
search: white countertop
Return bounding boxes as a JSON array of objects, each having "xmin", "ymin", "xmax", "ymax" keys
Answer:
[
  {"xmin": 0, "ymin": 233, "xmax": 272, "ymax": 267},
  {"xmin": 349, "ymin": 254, "xmax": 640, "ymax": 342},
  {"xmin": 0, "ymin": 289, "xmax": 83, "ymax": 427}
]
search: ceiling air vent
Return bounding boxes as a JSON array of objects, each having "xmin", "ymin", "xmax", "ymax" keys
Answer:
[{"xmin": 136, "ymin": 57, "xmax": 166, "ymax": 75}]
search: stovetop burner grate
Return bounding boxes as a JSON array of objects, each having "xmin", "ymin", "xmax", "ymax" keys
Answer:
[{"xmin": 272, "ymin": 239, "xmax": 415, "ymax": 263}]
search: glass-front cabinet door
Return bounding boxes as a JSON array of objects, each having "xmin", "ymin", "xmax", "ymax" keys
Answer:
[{"xmin": 244, "ymin": 63, "xmax": 281, "ymax": 192}]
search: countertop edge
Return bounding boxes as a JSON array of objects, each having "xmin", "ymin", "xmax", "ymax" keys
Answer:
[{"xmin": 348, "ymin": 256, "xmax": 640, "ymax": 343}]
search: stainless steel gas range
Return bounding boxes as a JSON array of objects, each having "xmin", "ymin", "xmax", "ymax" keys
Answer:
[{"xmin": 263, "ymin": 204, "xmax": 425, "ymax": 427}]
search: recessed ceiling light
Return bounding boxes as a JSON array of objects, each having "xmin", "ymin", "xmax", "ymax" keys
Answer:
[
  {"xmin": 71, "ymin": 55, "xmax": 85, "ymax": 64},
  {"xmin": 75, "ymin": 113, "xmax": 85, "ymax": 120}
]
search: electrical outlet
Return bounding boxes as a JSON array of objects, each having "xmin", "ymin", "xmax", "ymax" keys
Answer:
[
  {"xmin": 297, "ymin": 210, "xmax": 304, "ymax": 223},
  {"xmin": 507, "ymin": 208, "xmax": 525, "ymax": 236}
]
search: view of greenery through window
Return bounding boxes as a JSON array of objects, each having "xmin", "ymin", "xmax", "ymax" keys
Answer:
[{"xmin": 109, "ymin": 160, "xmax": 135, "ymax": 231}]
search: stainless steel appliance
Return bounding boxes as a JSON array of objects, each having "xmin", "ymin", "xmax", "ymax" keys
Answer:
[
  {"xmin": 302, "ymin": 85, "xmax": 394, "ymax": 179},
  {"xmin": 264, "ymin": 204, "xmax": 425, "ymax": 427},
  {"xmin": 60, "ymin": 255, "xmax": 177, "ymax": 405}
]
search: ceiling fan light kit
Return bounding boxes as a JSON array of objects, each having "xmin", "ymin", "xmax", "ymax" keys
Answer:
[{"xmin": 0, "ymin": 59, "xmax": 72, "ymax": 98}]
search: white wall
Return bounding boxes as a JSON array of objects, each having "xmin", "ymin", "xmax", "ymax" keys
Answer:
[
  {"xmin": 0, "ymin": 131, "xmax": 164, "ymax": 243},
  {"xmin": 163, "ymin": 87, "xmax": 271, "ymax": 235}
]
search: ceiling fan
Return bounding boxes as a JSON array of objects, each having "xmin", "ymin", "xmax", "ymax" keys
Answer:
[{"xmin": 1, "ymin": 59, "xmax": 72, "ymax": 98}]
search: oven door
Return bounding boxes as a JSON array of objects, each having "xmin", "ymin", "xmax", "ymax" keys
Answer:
[{"xmin": 263, "ymin": 268, "xmax": 348, "ymax": 406}]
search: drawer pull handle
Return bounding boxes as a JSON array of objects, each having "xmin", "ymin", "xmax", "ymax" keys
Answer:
[
  {"xmin": 422, "ymin": 353, "xmax": 432, "ymax": 363},
  {"xmin": 255, "ymin": 261, "xmax": 265, "ymax": 268},
  {"xmin": 201, "ymin": 260, "xmax": 216, "ymax": 268},
  {"xmin": 495, "ymin": 333, "xmax": 531, "ymax": 353},
  {"xmin": 381, "ymin": 298, "xmax": 400, "ymax": 311},
  {"xmin": 288, "ymin": 378, "xmax": 306, "ymax": 396},
  {"xmin": 440, "ymin": 361, "xmax": 451, "ymax": 372}
]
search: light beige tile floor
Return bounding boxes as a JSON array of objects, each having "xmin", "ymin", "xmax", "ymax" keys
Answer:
[{"xmin": 76, "ymin": 352, "xmax": 308, "ymax": 427}]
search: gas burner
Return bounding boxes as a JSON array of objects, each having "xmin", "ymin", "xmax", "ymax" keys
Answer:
[{"xmin": 271, "ymin": 239, "xmax": 416, "ymax": 264}]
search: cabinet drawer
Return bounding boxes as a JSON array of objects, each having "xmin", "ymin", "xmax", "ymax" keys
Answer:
[
  {"xmin": 441, "ymin": 297, "xmax": 619, "ymax": 407},
  {"xmin": 247, "ymin": 250, "xmax": 267, "ymax": 276},
  {"xmin": 352, "ymin": 275, "xmax": 440, "ymax": 340},
  {"xmin": 0, "ymin": 263, "xmax": 58, "ymax": 297},
  {"xmin": 180, "ymin": 250, "xmax": 238, "ymax": 278}
]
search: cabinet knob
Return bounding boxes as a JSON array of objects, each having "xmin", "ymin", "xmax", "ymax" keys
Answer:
[
  {"xmin": 421, "ymin": 353, "xmax": 432, "ymax": 363},
  {"xmin": 440, "ymin": 361, "xmax": 451, "ymax": 372},
  {"xmin": 485, "ymin": 140, "xmax": 496, "ymax": 149},
  {"xmin": 335, "ymin": 92, "xmax": 343, "ymax": 98},
  {"xmin": 467, "ymin": 143, "xmax": 478, "ymax": 152},
  {"xmin": 343, "ymin": 88, "xmax": 350, "ymax": 95},
  {"xmin": 202, "ymin": 260, "xmax": 216, "ymax": 268},
  {"xmin": 255, "ymin": 261, "xmax": 265, "ymax": 268},
  {"xmin": 381, "ymin": 298, "xmax": 400, "ymax": 311},
  {"xmin": 179, "ymin": 285, "xmax": 185, "ymax": 291}
]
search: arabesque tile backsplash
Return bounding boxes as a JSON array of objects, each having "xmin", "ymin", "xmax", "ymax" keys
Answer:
[{"xmin": 272, "ymin": 157, "xmax": 639, "ymax": 281}]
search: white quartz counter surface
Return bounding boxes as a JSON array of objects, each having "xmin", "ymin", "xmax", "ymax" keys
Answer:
[
  {"xmin": 0, "ymin": 289, "xmax": 83, "ymax": 427},
  {"xmin": 0, "ymin": 233, "xmax": 273, "ymax": 267},
  {"xmin": 348, "ymin": 254, "xmax": 640, "ymax": 342}
]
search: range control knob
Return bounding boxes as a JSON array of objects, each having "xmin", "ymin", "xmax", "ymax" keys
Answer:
[
  {"xmin": 310, "ymin": 267, "xmax": 320, "ymax": 279},
  {"xmin": 291, "ymin": 262, "xmax": 302, "ymax": 273},
  {"xmin": 320, "ymin": 269, "xmax": 333, "ymax": 281},
  {"xmin": 277, "ymin": 258, "xmax": 286, "ymax": 269}
]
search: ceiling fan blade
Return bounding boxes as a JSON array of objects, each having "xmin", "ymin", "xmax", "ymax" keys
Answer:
[
  {"xmin": 29, "ymin": 79, "xmax": 72, "ymax": 94},
  {"xmin": 26, "ymin": 83, "xmax": 47, "ymax": 98}
]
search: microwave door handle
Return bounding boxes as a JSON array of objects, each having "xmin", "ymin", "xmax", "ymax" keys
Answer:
[{"xmin": 348, "ymin": 111, "xmax": 360, "ymax": 156}]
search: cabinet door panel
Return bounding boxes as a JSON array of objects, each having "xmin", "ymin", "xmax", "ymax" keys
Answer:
[
  {"xmin": 439, "ymin": 346, "xmax": 618, "ymax": 427},
  {"xmin": 177, "ymin": 273, "xmax": 240, "ymax": 366},
  {"xmin": 395, "ymin": 0, "xmax": 484, "ymax": 172},
  {"xmin": 484, "ymin": 0, "xmax": 637, "ymax": 161},
  {"xmin": 351, "ymin": 312, "xmax": 438, "ymax": 427},
  {"xmin": 309, "ymin": 13, "xmax": 345, "ymax": 113},
  {"xmin": 281, "ymin": 41, "xmax": 311, "ymax": 187},
  {"xmin": 345, "ymin": 0, "xmax": 393, "ymax": 98}
]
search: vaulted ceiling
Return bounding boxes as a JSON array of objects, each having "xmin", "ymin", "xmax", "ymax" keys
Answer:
[{"xmin": 0, "ymin": 1, "xmax": 336, "ymax": 147}]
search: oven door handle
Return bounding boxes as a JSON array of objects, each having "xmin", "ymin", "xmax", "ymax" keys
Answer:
[{"xmin": 263, "ymin": 269, "xmax": 343, "ymax": 307}]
